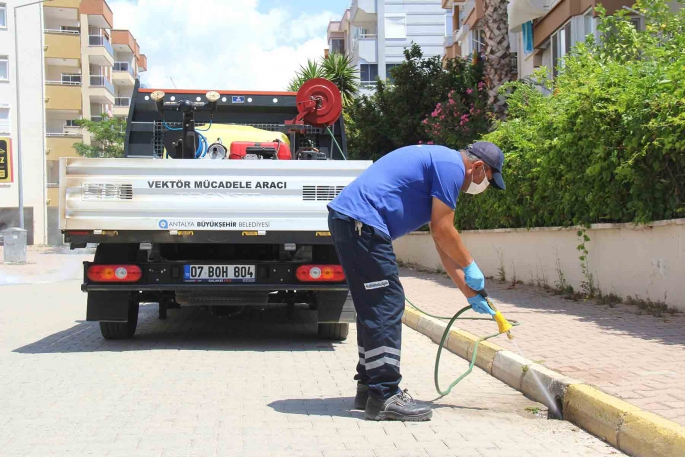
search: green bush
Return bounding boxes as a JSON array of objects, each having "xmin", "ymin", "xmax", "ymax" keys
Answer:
[
  {"xmin": 455, "ymin": 0, "xmax": 685, "ymax": 230},
  {"xmin": 346, "ymin": 44, "xmax": 488, "ymax": 160}
]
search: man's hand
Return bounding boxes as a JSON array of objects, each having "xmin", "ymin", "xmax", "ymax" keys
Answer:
[
  {"xmin": 462, "ymin": 261, "xmax": 485, "ymax": 292},
  {"xmin": 467, "ymin": 295, "xmax": 496, "ymax": 316}
]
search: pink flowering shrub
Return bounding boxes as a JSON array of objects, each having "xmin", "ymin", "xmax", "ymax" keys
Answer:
[{"xmin": 423, "ymin": 80, "xmax": 492, "ymax": 149}]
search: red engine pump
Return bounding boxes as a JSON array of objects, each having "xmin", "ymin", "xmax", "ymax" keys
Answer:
[{"xmin": 229, "ymin": 141, "xmax": 292, "ymax": 160}]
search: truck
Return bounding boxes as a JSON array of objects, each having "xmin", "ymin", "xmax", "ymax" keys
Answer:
[{"xmin": 59, "ymin": 79, "xmax": 370, "ymax": 341}]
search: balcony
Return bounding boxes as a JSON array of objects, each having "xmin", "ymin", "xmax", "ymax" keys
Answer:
[
  {"xmin": 46, "ymin": 135, "xmax": 81, "ymax": 160},
  {"xmin": 465, "ymin": 0, "xmax": 484, "ymax": 28},
  {"xmin": 113, "ymin": 62, "xmax": 135, "ymax": 86},
  {"xmin": 137, "ymin": 54, "xmax": 147, "ymax": 72},
  {"xmin": 47, "ymin": 0, "xmax": 81, "ymax": 7},
  {"xmin": 44, "ymin": 31, "xmax": 81, "ymax": 67},
  {"xmin": 353, "ymin": 31, "xmax": 377, "ymax": 63},
  {"xmin": 88, "ymin": 35, "xmax": 115, "ymax": 67},
  {"xmin": 113, "ymin": 97, "xmax": 130, "ymax": 117},
  {"xmin": 45, "ymin": 82, "xmax": 82, "ymax": 112},
  {"xmin": 351, "ymin": 0, "xmax": 377, "ymax": 23},
  {"xmin": 111, "ymin": 29, "xmax": 136, "ymax": 53},
  {"xmin": 79, "ymin": 0, "xmax": 114, "ymax": 29},
  {"xmin": 88, "ymin": 75, "xmax": 115, "ymax": 104}
]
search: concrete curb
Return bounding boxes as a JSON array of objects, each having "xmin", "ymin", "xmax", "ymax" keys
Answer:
[{"xmin": 402, "ymin": 306, "xmax": 685, "ymax": 457}]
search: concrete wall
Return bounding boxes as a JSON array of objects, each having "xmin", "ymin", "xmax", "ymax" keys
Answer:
[
  {"xmin": 393, "ymin": 219, "xmax": 685, "ymax": 311},
  {"xmin": 0, "ymin": 1, "xmax": 47, "ymax": 245}
]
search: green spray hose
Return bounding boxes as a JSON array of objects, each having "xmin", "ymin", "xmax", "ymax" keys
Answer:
[{"xmin": 405, "ymin": 296, "xmax": 520, "ymax": 397}]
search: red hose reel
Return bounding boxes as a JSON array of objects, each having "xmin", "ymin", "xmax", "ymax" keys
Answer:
[{"xmin": 286, "ymin": 78, "xmax": 343, "ymax": 130}]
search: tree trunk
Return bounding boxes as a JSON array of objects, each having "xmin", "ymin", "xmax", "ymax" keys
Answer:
[{"xmin": 483, "ymin": 0, "xmax": 514, "ymax": 120}]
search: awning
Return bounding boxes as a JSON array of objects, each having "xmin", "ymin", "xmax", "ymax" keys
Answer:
[{"xmin": 508, "ymin": 0, "xmax": 550, "ymax": 32}]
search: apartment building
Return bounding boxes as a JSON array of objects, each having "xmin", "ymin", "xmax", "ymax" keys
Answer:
[
  {"xmin": 442, "ymin": 0, "xmax": 519, "ymax": 75},
  {"xmin": 328, "ymin": 0, "xmax": 448, "ymax": 95},
  {"xmin": 43, "ymin": 0, "xmax": 146, "ymax": 244},
  {"xmin": 444, "ymin": 1, "xmax": 681, "ymax": 83},
  {"xmin": 0, "ymin": 1, "xmax": 47, "ymax": 245}
]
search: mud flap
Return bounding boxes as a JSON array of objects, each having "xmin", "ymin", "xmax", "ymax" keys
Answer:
[
  {"xmin": 86, "ymin": 291, "xmax": 131, "ymax": 322},
  {"xmin": 316, "ymin": 291, "xmax": 355, "ymax": 323}
]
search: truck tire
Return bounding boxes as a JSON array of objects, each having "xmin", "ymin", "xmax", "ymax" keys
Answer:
[
  {"xmin": 99, "ymin": 296, "xmax": 140, "ymax": 340},
  {"xmin": 318, "ymin": 323, "xmax": 349, "ymax": 341}
]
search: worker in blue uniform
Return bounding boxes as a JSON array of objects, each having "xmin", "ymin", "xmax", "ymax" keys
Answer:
[{"xmin": 328, "ymin": 142, "xmax": 506, "ymax": 421}]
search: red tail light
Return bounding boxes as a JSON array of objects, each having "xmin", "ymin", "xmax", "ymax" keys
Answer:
[
  {"xmin": 87, "ymin": 265, "xmax": 142, "ymax": 283},
  {"xmin": 296, "ymin": 265, "xmax": 346, "ymax": 282}
]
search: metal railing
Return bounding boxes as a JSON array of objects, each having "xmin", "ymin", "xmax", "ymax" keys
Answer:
[
  {"xmin": 90, "ymin": 75, "xmax": 115, "ymax": 94},
  {"xmin": 114, "ymin": 62, "xmax": 135, "ymax": 77},
  {"xmin": 115, "ymin": 97, "xmax": 130, "ymax": 107},
  {"xmin": 46, "ymin": 79, "xmax": 81, "ymax": 86},
  {"xmin": 46, "ymin": 131, "xmax": 82, "ymax": 137},
  {"xmin": 44, "ymin": 28, "xmax": 80, "ymax": 35},
  {"xmin": 89, "ymin": 35, "xmax": 114, "ymax": 57}
]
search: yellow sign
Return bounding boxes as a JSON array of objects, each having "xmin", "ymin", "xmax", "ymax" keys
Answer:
[{"xmin": 0, "ymin": 138, "xmax": 12, "ymax": 183}]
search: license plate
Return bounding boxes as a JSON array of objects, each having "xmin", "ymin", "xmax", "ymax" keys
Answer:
[{"xmin": 183, "ymin": 265, "xmax": 256, "ymax": 283}]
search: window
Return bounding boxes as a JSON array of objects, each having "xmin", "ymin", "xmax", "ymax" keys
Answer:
[
  {"xmin": 359, "ymin": 63, "xmax": 378, "ymax": 84},
  {"xmin": 47, "ymin": 161, "xmax": 59, "ymax": 187},
  {"xmin": 64, "ymin": 119, "xmax": 79, "ymax": 128},
  {"xmin": 61, "ymin": 73, "xmax": 81, "ymax": 85},
  {"xmin": 471, "ymin": 29, "xmax": 486, "ymax": 54},
  {"xmin": 330, "ymin": 38, "xmax": 345, "ymax": 54},
  {"xmin": 0, "ymin": 56, "xmax": 8, "ymax": 81},
  {"xmin": 60, "ymin": 25, "xmax": 79, "ymax": 33},
  {"xmin": 0, "ymin": 3, "xmax": 6, "ymax": 29},
  {"xmin": 551, "ymin": 22, "xmax": 572, "ymax": 77},
  {"xmin": 628, "ymin": 16, "xmax": 644, "ymax": 32},
  {"xmin": 583, "ymin": 11, "xmax": 594, "ymax": 38},
  {"xmin": 386, "ymin": 64, "xmax": 400, "ymax": 83},
  {"xmin": 0, "ymin": 107, "xmax": 9, "ymax": 134},
  {"xmin": 385, "ymin": 14, "xmax": 406, "ymax": 39}
]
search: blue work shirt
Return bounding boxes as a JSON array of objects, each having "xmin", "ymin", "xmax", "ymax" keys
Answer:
[{"xmin": 329, "ymin": 145, "xmax": 465, "ymax": 240}]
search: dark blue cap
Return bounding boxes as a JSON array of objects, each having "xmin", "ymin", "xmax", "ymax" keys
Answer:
[{"xmin": 468, "ymin": 141, "xmax": 506, "ymax": 190}]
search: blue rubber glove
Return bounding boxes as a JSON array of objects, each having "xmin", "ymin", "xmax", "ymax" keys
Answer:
[
  {"xmin": 467, "ymin": 295, "xmax": 496, "ymax": 316},
  {"xmin": 462, "ymin": 261, "xmax": 485, "ymax": 292}
]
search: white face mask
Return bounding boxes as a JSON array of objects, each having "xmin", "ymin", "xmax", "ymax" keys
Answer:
[{"xmin": 465, "ymin": 167, "xmax": 490, "ymax": 195}]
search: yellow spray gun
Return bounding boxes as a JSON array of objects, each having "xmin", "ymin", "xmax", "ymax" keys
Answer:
[{"xmin": 479, "ymin": 289, "xmax": 514, "ymax": 340}]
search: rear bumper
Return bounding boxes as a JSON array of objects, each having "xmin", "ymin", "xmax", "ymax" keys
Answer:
[
  {"xmin": 82, "ymin": 283, "xmax": 348, "ymax": 292},
  {"xmin": 81, "ymin": 261, "xmax": 348, "ymax": 293}
]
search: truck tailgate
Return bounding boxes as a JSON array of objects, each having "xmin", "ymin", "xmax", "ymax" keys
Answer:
[{"xmin": 59, "ymin": 158, "xmax": 371, "ymax": 232}]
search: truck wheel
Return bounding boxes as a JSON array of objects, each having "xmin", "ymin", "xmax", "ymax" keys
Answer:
[
  {"xmin": 318, "ymin": 323, "xmax": 349, "ymax": 341},
  {"xmin": 99, "ymin": 296, "xmax": 140, "ymax": 340}
]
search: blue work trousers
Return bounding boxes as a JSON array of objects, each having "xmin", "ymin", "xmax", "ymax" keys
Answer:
[{"xmin": 328, "ymin": 208, "xmax": 405, "ymax": 400}]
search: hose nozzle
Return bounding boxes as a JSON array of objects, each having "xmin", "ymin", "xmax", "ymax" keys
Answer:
[
  {"xmin": 479, "ymin": 289, "xmax": 514, "ymax": 340},
  {"xmin": 493, "ymin": 311, "xmax": 514, "ymax": 339}
]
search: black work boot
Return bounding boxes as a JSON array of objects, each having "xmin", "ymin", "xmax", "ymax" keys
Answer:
[
  {"xmin": 365, "ymin": 389, "xmax": 432, "ymax": 421},
  {"xmin": 354, "ymin": 383, "xmax": 369, "ymax": 410}
]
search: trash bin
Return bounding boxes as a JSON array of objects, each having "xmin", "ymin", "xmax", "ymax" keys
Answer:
[{"xmin": 2, "ymin": 227, "xmax": 27, "ymax": 264}]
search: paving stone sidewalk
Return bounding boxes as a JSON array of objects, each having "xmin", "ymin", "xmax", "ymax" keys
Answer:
[
  {"xmin": 0, "ymin": 278, "xmax": 620, "ymax": 456},
  {"xmin": 399, "ymin": 267, "xmax": 685, "ymax": 427}
]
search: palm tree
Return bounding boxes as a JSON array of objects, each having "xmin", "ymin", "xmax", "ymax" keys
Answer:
[
  {"xmin": 320, "ymin": 53, "xmax": 359, "ymax": 106},
  {"xmin": 483, "ymin": 0, "xmax": 515, "ymax": 119},
  {"xmin": 288, "ymin": 54, "xmax": 359, "ymax": 105},
  {"xmin": 287, "ymin": 59, "xmax": 326, "ymax": 92}
]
